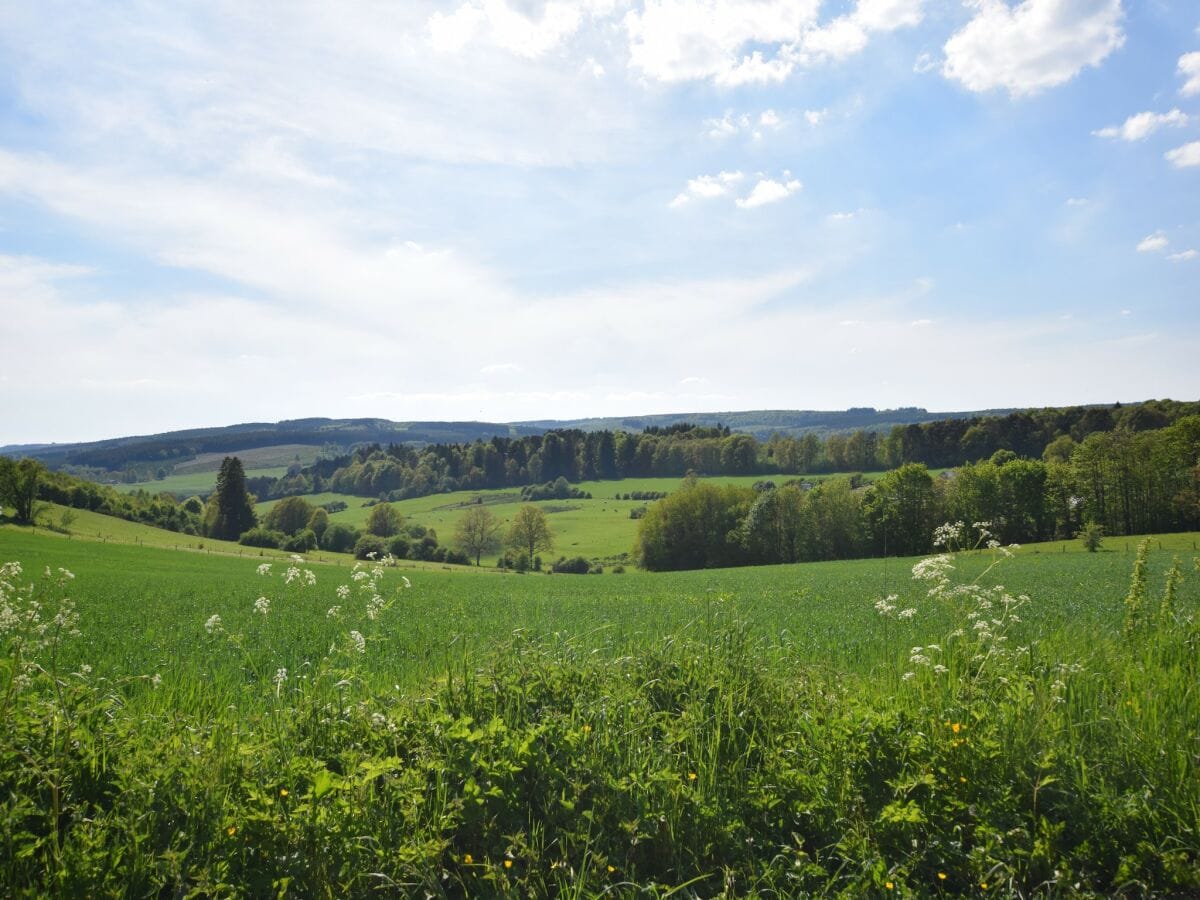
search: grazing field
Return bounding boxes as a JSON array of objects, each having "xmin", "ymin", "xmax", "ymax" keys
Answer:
[
  {"xmin": 1, "ymin": 524, "xmax": 1198, "ymax": 895},
  {"xmin": 115, "ymin": 444, "xmax": 325, "ymax": 495}
]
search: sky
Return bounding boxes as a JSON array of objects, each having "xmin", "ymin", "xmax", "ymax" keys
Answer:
[{"xmin": 1, "ymin": 0, "xmax": 1197, "ymax": 445}]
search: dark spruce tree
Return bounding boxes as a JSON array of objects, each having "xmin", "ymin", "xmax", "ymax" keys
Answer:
[{"xmin": 207, "ymin": 456, "xmax": 257, "ymax": 540}]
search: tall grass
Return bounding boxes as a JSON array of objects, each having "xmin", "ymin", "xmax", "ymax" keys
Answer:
[{"xmin": 0, "ymin": 536, "xmax": 1197, "ymax": 895}]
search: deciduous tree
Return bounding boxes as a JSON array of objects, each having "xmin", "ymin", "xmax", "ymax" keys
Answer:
[
  {"xmin": 455, "ymin": 505, "xmax": 502, "ymax": 565},
  {"xmin": 507, "ymin": 505, "xmax": 553, "ymax": 562}
]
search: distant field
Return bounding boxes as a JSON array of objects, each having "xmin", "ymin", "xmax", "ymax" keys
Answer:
[
  {"xmin": 113, "ymin": 444, "xmax": 324, "ymax": 495},
  {"xmin": 258, "ymin": 474, "xmax": 891, "ymax": 563}
]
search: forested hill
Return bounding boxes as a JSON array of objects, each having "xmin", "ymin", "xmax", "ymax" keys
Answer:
[
  {"xmin": 515, "ymin": 407, "xmax": 1021, "ymax": 439},
  {"xmin": 6, "ymin": 407, "xmax": 1021, "ymax": 472}
]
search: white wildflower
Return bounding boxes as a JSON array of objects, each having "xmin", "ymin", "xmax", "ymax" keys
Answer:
[
  {"xmin": 253, "ymin": 596, "xmax": 270, "ymax": 616},
  {"xmin": 349, "ymin": 630, "xmax": 366, "ymax": 654},
  {"xmin": 901, "ymin": 671, "xmax": 915, "ymax": 681},
  {"xmin": 401, "ymin": 576, "xmax": 411, "ymax": 589},
  {"xmin": 256, "ymin": 563, "xmax": 272, "ymax": 576},
  {"xmin": 274, "ymin": 667, "xmax": 288, "ymax": 686},
  {"xmin": 327, "ymin": 606, "xmax": 341, "ymax": 619},
  {"xmin": 204, "ymin": 614, "xmax": 223, "ymax": 634},
  {"xmin": 336, "ymin": 584, "xmax": 351, "ymax": 600},
  {"xmin": 151, "ymin": 673, "xmax": 162, "ymax": 689},
  {"xmin": 933, "ymin": 664, "xmax": 948, "ymax": 674},
  {"xmin": 898, "ymin": 608, "xmax": 917, "ymax": 620}
]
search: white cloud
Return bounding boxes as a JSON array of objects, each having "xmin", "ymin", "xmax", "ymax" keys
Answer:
[
  {"xmin": 1136, "ymin": 231, "xmax": 1168, "ymax": 253},
  {"xmin": 1066, "ymin": 197, "xmax": 1088, "ymax": 206},
  {"xmin": 910, "ymin": 318, "xmax": 933, "ymax": 326},
  {"xmin": 428, "ymin": 0, "xmax": 612, "ymax": 59},
  {"xmin": 1165, "ymin": 141, "xmax": 1200, "ymax": 168},
  {"xmin": 679, "ymin": 376, "xmax": 708, "ymax": 385},
  {"xmin": 913, "ymin": 52, "xmax": 937, "ymax": 74},
  {"xmin": 480, "ymin": 362, "xmax": 523, "ymax": 375},
  {"xmin": 736, "ymin": 177, "xmax": 802, "ymax": 209},
  {"xmin": 705, "ymin": 110, "xmax": 781, "ymax": 140},
  {"xmin": 759, "ymin": 109, "xmax": 781, "ymax": 128},
  {"xmin": 804, "ymin": 108, "xmax": 828, "ymax": 126},
  {"xmin": 942, "ymin": 0, "xmax": 1125, "ymax": 96},
  {"xmin": 1180, "ymin": 51, "xmax": 1200, "ymax": 97},
  {"xmin": 669, "ymin": 170, "xmax": 744, "ymax": 207},
  {"xmin": 1167, "ymin": 249, "xmax": 1198, "ymax": 262},
  {"xmin": 625, "ymin": 0, "xmax": 923, "ymax": 85},
  {"xmin": 1093, "ymin": 109, "xmax": 1187, "ymax": 141}
]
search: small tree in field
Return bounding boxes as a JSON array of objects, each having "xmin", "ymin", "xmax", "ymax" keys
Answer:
[
  {"xmin": 455, "ymin": 505, "xmax": 502, "ymax": 566},
  {"xmin": 0, "ymin": 458, "xmax": 43, "ymax": 524},
  {"xmin": 1078, "ymin": 522, "xmax": 1104, "ymax": 553},
  {"xmin": 366, "ymin": 503, "xmax": 404, "ymax": 537},
  {"xmin": 508, "ymin": 505, "xmax": 553, "ymax": 563}
]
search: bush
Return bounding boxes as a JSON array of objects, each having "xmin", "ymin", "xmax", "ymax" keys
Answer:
[
  {"xmin": 353, "ymin": 535, "xmax": 388, "ymax": 560},
  {"xmin": 552, "ymin": 555, "xmax": 591, "ymax": 575},
  {"xmin": 238, "ymin": 527, "xmax": 285, "ymax": 549},
  {"xmin": 1078, "ymin": 522, "xmax": 1105, "ymax": 552},
  {"xmin": 387, "ymin": 536, "xmax": 410, "ymax": 559},
  {"xmin": 321, "ymin": 500, "xmax": 347, "ymax": 513},
  {"xmin": 282, "ymin": 529, "xmax": 317, "ymax": 553},
  {"xmin": 444, "ymin": 549, "xmax": 470, "ymax": 566},
  {"xmin": 322, "ymin": 523, "xmax": 360, "ymax": 554}
]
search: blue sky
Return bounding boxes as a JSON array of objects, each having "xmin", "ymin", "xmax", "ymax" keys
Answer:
[{"xmin": 1, "ymin": 0, "xmax": 1197, "ymax": 444}]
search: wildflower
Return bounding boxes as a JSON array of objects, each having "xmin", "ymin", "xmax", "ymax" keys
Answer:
[
  {"xmin": 151, "ymin": 673, "xmax": 162, "ymax": 689},
  {"xmin": 274, "ymin": 667, "xmax": 288, "ymax": 687},
  {"xmin": 874, "ymin": 596, "xmax": 897, "ymax": 616},
  {"xmin": 336, "ymin": 584, "xmax": 351, "ymax": 600},
  {"xmin": 503, "ymin": 859, "xmax": 513, "ymax": 869},
  {"xmin": 402, "ymin": 575, "xmax": 411, "ymax": 588},
  {"xmin": 227, "ymin": 825, "xmax": 237, "ymax": 837},
  {"xmin": 938, "ymin": 872, "xmax": 947, "ymax": 880},
  {"xmin": 349, "ymin": 630, "xmax": 366, "ymax": 654},
  {"xmin": 885, "ymin": 882, "xmax": 894, "ymax": 890},
  {"xmin": 581, "ymin": 724, "xmax": 592, "ymax": 734},
  {"xmin": 959, "ymin": 776, "xmax": 967, "ymax": 783},
  {"xmin": 464, "ymin": 853, "xmax": 474, "ymax": 864},
  {"xmin": 326, "ymin": 606, "xmax": 341, "ymax": 619},
  {"xmin": 951, "ymin": 722, "xmax": 962, "ymax": 734},
  {"xmin": 256, "ymin": 563, "xmax": 272, "ymax": 576},
  {"xmin": 253, "ymin": 596, "xmax": 270, "ymax": 615},
  {"xmin": 204, "ymin": 614, "xmax": 223, "ymax": 634},
  {"xmin": 898, "ymin": 607, "xmax": 917, "ymax": 619},
  {"xmin": 981, "ymin": 883, "xmax": 988, "ymax": 889},
  {"xmin": 279, "ymin": 788, "xmax": 289, "ymax": 798},
  {"xmin": 688, "ymin": 772, "xmax": 698, "ymax": 781},
  {"xmin": 933, "ymin": 664, "xmax": 948, "ymax": 674},
  {"xmin": 902, "ymin": 671, "xmax": 915, "ymax": 681}
]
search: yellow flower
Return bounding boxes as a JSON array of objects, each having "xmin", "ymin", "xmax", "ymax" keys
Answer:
[
  {"xmin": 581, "ymin": 724, "xmax": 592, "ymax": 734},
  {"xmin": 279, "ymin": 788, "xmax": 289, "ymax": 797},
  {"xmin": 607, "ymin": 865, "xmax": 615, "ymax": 873},
  {"xmin": 885, "ymin": 881, "xmax": 894, "ymax": 890},
  {"xmin": 981, "ymin": 883, "xmax": 988, "ymax": 890},
  {"xmin": 938, "ymin": 872, "xmax": 947, "ymax": 880},
  {"xmin": 463, "ymin": 854, "xmax": 473, "ymax": 865},
  {"xmin": 959, "ymin": 776, "xmax": 967, "ymax": 783},
  {"xmin": 226, "ymin": 826, "xmax": 237, "ymax": 837},
  {"xmin": 504, "ymin": 859, "xmax": 513, "ymax": 869},
  {"xmin": 687, "ymin": 772, "xmax": 698, "ymax": 781},
  {"xmin": 951, "ymin": 722, "xmax": 961, "ymax": 734}
]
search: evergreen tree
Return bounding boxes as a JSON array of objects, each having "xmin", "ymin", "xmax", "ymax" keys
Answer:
[{"xmin": 206, "ymin": 457, "xmax": 257, "ymax": 540}]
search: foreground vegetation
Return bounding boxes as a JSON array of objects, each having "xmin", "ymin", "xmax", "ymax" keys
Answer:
[{"xmin": 1, "ymin": 526, "xmax": 1197, "ymax": 895}]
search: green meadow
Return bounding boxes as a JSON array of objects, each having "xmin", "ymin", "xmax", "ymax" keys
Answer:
[{"xmin": 1, "ymin": 519, "xmax": 1198, "ymax": 895}]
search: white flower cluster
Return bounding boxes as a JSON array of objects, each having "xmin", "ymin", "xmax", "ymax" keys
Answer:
[
  {"xmin": 1, "ymin": 561, "xmax": 82, "ymax": 690},
  {"xmin": 204, "ymin": 614, "xmax": 223, "ymax": 634},
  {"xmin": 253, "ymin": 596, "xmax": 271, "ymax": 616}
]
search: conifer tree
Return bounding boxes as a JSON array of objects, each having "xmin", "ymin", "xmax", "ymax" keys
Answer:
[{"xmin": 207, "ymin": 456, "xmax": 257, "ymax": 540}]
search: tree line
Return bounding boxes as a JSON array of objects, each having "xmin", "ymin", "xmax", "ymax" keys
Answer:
[
  {"xmin": 237, "ymin": 400, "xmax": 1198, "ymax": 504},
  {"xmin": 635, "ymin": 416, "xmax": 1200, "ymax": 570}
]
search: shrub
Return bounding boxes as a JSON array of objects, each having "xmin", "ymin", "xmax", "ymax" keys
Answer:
[
  {"xmin": 1078, "ymin": 522, "xmax": 1104, "ymax": 552},
  {"xmin": 238, "ymin": 527, "xmax": 285, "ymax": 549},
  {"xmin": 282, "ymin": 529, "xmax": 317, "ymax": 553},
  {"xmin": 444, "ymin": 549, "xmax": 470, "ymax": 566},
  {"xmin": 353, "ymin": 535, "xmax": 388, "ymax": 560},
  {"xmin": 552, "ymin": 555, "xmax": 591, "ymax": 574},
  {"xmin": 322, "ymin": 523, "xmax": 360, "ymax": 553},
  {"xmin": 387, "ymin": 536, "xmax": 410, "ymax": 559}
]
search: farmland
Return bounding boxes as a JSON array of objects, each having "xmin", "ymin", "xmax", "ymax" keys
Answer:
[{"xmin": 2, "ymin": 521, "xmax": 1198, "ymax": 895}]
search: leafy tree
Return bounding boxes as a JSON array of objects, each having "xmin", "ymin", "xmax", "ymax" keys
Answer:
[
  {"xmin": 306, "ymin": 507, "xmax": 330, "ymax": 543},
  {"xmin": 264, "ymin": 496, "xmax": 315, "ymax": 535},
  {"xmin": 863, "ymin": 463, "xmax": 940, "ymax": 557},
  {"xmin": 205, "ymin": 457, "xmax": 257, "ymax": 541},
  {"xmin": 636, "ymin": 477, "xmax": 754, "ymax": 571},
  {"xmin": 454, "ymin": 505, "xmax": 502, "ymax": 565},
  {"xmin": 322, "ymin": 523, "xmax": 360, "ymax": 553},
  {"xmin": 507, "ymin": 505, "xmax": 553, "ymax": 563},
  {"xmin": 366, "ymin": 502, "xmax": 404, "ymax": 537},
  {"xmin": 0, "ymin": 457, "xmax": 43, "ymax": 524}
]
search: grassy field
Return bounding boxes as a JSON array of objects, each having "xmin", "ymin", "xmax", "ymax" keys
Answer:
[
  {"xmin": 114, "ymin": 443, "xmax": 325, "ymax": 495},
  {"xmin": 258, "ymin": 474, "xmax": 887, "ymax": 564},
  {"xmin": 2, "ymin": 523, "xmax": 1197, "ymax": 895}
]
